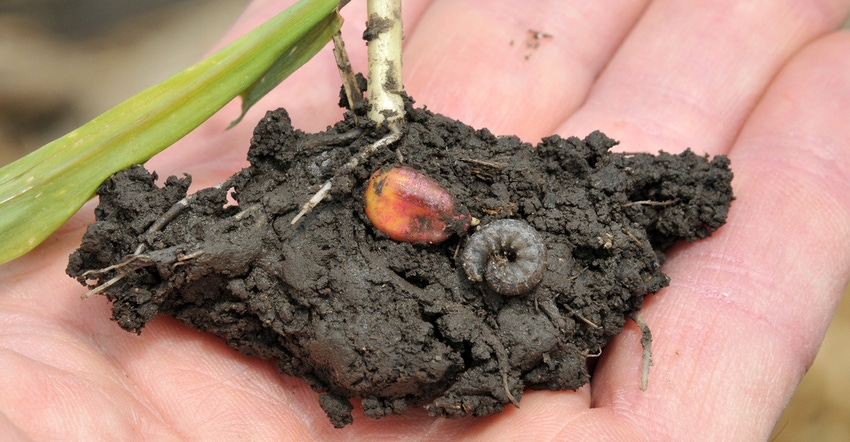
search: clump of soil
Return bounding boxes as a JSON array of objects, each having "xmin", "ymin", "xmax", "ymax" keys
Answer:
[{"xmin": 67, "ymin": 99, "xmax": 733, "ymax": 428}]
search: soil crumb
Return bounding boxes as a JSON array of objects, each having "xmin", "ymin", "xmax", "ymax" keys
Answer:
[{"xmin": 68, "ymin": 100, "xmax": 733, "ymax": 428}]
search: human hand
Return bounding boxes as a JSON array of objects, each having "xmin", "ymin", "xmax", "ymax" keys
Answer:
[{"xmin": 2, "ymin": 1, "xmax": 849, "ymax": 439}]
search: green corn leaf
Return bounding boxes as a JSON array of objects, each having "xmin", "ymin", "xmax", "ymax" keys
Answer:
[
  {"xmin": 0, "ymin": 0, "xmax": 343, "ymax": 265},
  {"xmin": 229, "ymin": 9, "xmax": 342, "ymax": 128}
]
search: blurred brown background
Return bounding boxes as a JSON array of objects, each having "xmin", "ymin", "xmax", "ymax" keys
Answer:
[
  {"xmin": 0, "ymin": 0, "xmax": 250, "ymax": 165},
  {"xmin": 0, "ymin": 1, "xmax": 848, "ymax": 439}
]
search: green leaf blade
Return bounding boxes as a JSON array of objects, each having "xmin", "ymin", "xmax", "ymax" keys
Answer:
[{"xmin": 0, "ymin": 0, "xmax": 343, "ymax": 265}]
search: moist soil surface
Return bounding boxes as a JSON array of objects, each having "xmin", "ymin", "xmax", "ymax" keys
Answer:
[{"xmin": 68, "ymin": 100, "xmax": 733, "ymax": 428}]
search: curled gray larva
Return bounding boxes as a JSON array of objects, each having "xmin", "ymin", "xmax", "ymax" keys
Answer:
[{"xmin": 460, "ymin": 219, "xmax": 547, "ymax": 296}]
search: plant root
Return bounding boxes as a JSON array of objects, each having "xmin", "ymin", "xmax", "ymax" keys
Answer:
[
  {"xmin": 562, "ymin": 301, "xmax": 602, "ymax": 330},
  {"xmin": 291, "ymin": 125, "xmax": 401, "ymax": 225},
  {"xmin": 631, "ymin": 312, "xmax": 653, "ymax": 391}
]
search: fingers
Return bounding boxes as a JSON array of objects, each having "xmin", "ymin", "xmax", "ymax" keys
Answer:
[
  {"xmin": 591, "ymin": 31, "xmax": 850, "ymax": 439},
  {"xmin": 0, "ymin": 297, "xmax": 173, "ymax": 438},
  {"xmin": 558, "ymin": 0, "xmax": 850, "ymax": 154},
  {"xmin": 717, "ymin": 30, "xmax": 850, "ymax": 363},
  {"xmin": 403, "ymin": 0, "xmax": 649, "ymax": 142},
  {"xmin": 95, "ymin": 319, "xmax": 328, "ymax": 440}
]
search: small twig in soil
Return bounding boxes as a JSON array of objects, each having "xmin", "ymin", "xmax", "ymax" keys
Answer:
[
  {"xmin": 458, "ymin": 158, "xmax": 507, "ymax": 170},
  {"xmin": 562, "ymin": 301, "xmax": 601, "ymax": 330},
  {"xmin": 460, "ymin": 157, "xmax": 507, "ymax": 180},
  {"xmin": 569, "ymin": 266, "xmax": 589, "ymax": 281},
  {"xmin": 623, "ymin": 199, "xmax": 678, "ymax": 208},
  {"xmin": 622, "ymin": 227, "xmax": 644, "ymax": 247},
  {"xmin": 290, "ymin": 125, "xmax": 402, "ymax": 225},
  {"xmin": 630, "ymin": 312, "xmax": 653, "ymax": 391}
]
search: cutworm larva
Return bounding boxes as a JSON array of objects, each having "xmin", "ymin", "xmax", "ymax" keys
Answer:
[{"xmin": 461, "ymin": 219, "xmax": 547, "ymax": 296}]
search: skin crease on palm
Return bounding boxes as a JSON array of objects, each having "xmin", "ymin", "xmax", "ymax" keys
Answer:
[{"xmin": 1, "ymin": 0, "xmax": 850, "ymax": 439}]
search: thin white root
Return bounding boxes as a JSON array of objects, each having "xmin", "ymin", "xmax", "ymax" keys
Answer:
[
  {"xmin": 81, "ymin": 274, "xmax": 124, "ymax": 299},
  {"xmin": 135, "ymin": 197, "xmax": 189, "ymax": 255},
  {"xmin": 291, "ymin": 181, "xmax": 333, "ymax": 225},
  {"xmin": 631, "ymin": 312, "xmax": 653, "ymax": 391},
  {"xmin": 135, "ymin": 178, "xmax": 234, "ymax": 255},
  {"xmin": 81, "ymin": 254, "xmax": 143, "ymax": 279},
  {"xmin": 81, "ymin": 175, "xmax": 242, "ymax": 299},
  {"xmin": 341, "ymin": 123, "xmax": 401, "ymax": 172},
  {"xmin": 290, "ymin": 126, "xmax": 402, "ymax": 226},
  {"xmin": 81, "ymin": 248, "xmax": 206, "ymax": 299},
  {"xmin": 234, "ymin": 203, "xmax": 261, "ymax": 221},
  {"xmin": 502, "ymin": 372, "xmax": 519, "ymax": 408}
]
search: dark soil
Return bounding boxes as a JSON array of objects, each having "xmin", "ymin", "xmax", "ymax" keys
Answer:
[{"xmin": 67, "ymin": 99, "xmax": 733, "ymax": 428}]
